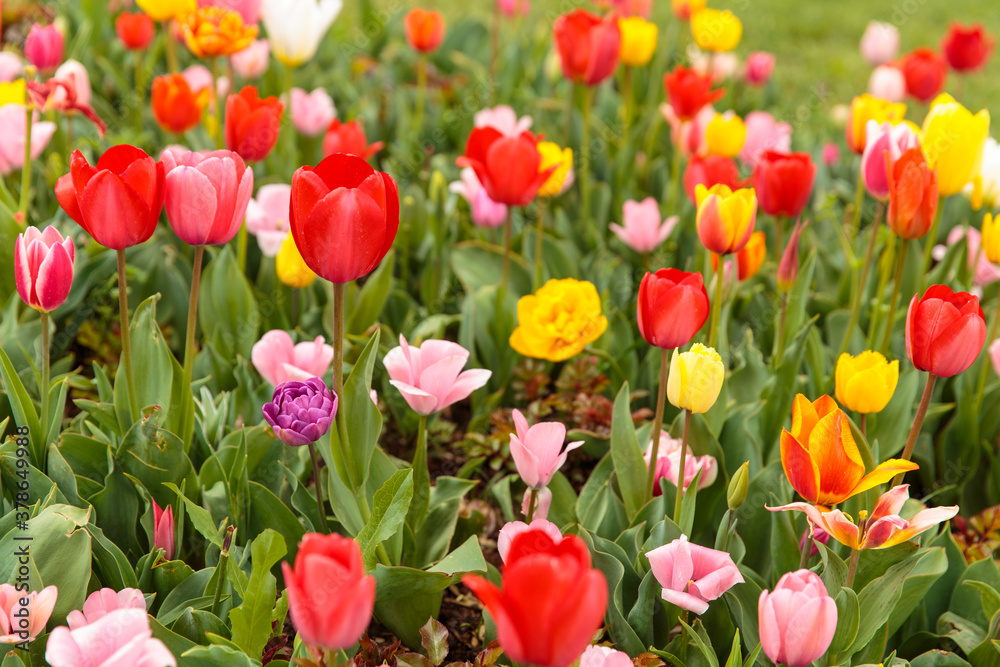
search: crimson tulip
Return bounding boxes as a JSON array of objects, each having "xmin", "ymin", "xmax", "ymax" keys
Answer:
[
  {"xmin": 552, "ymin": 9, "xmax": 621, "ymax": 86},
  {"xmin": 906, "ymin": 285, "xmax": 986, "ymax": 378},
  {"xmin": 886, "ymin": 147, "xmax": 938, "ymax": 240},
  {"xmin": 290, "ymin": 153, "xmax": 399, "ymax": 284},
  {"xmin": 753, "ymin": 151, "xmax": 817, "ymax": 218},
  {"xmin": 224, "ymin": 86, "xmax": 283, "ymax": 162},
  {"xmin": 55, "ymin": 145, "xmax": 165, "ymax": 249},
  {"xmin": 683, "ymin": 155, "xmax": 742, "ymax": 204},
  {"xmin": 663, "ymin": 65, "xmax": 724, "ymax": 122},
  {"xmin": 941, "ymin": 23, "xmax": 995, "ymax": 72},
  {"xmin": 323, "ymin": 119, "xmax": 384, "ymax": 159},
  {"xmin": 463, "ymin": 529, "xmax": 607, "ymax": 667},
  {"xmin": 457, "ymin": 127, "xmax": 554, "ymax": 206},
  {"xmin": 900, "ymin": 48, "xmax": 947, "ymax": 102},
  {"xmin": 637, "ymin": 269, "xmax": 710, "ymax": 349}
]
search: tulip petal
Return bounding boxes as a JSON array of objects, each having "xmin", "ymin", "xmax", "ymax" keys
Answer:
[
  {"xmin": 299, "ymin": 188, "xmax": 386, "ymax": 284},
  {"xmin": 808, "ymin": 411, "xmax": 866, "ymax": 504},
  {"xmin": 780, "ymin": 430, "xmax": 820, "ymax": 503},
  {"xmin": 33, "ymin": 240, "xmax": 73, "ymax": 312},
  {"xmin": 850, "ymin": 458, "xmax": 919, "ymax": 497},
  {"xmin": 165, "ymin": 166, "xmax": 219, "ymax": 245},
  {"xmin": 441, "ymin": 368, "xmax": 492, "ymax": 410},
  {"xmin": 388, "ymin": 380, "xmax": 438, "ymax": 416},
  {"xmin": 661, "ymin": 588, "xmax": 710, "ymax": 615},
  {"xmin": 79, "ymin": 170, "xmax": 150, "ymax": 249},
  {"xmin": 878, "ymin": 505, "xmax": 959, "ymax": 548}
]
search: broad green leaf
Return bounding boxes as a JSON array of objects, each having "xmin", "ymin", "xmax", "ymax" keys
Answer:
[
  {"xmin": 230, "ymin": 530, "xmax": 287, "ymax": 658},
  {"xmin": 610, "ymin": 382, "xmax": 647, "ymax": 521},
  {"xmin": 341, "ymin": 329, "xmax": 383, "ymax": 491},
  {"xmin": 0, "ymin": 346, "xmax": 43, "ymax": 467},
  {"xmin": 358, "ymin": 469, "xmax": 414, "ymax": 570},
  {"xmin": 828, "ymin": 587, "xmax": 860, "ymax": 662},
  {"xmin": 848, "ymin": 556, "xmax": 919, "ymax": 656}
]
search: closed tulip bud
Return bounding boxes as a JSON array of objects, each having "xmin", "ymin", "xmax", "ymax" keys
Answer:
[
  {"xmin": 152, "ymin": 74, "xmax": 209, "ymax": 134},
  {"xmin": 983, "ymin": 213, "xmax": 1000, "ymax": 265},
  {"xmin": 637, "ymin": 269, "xmax": 710, "ymax": 349},
  {"xmin": 860, "ymin": 21, "xmax": 899, "ymax": 66},
  {"xmin": 695, "ymin": 183, "xmax": 757, "ymax": 255},
  {"xmin": 290, "ymin": 87, "xmax": 337, "ymax": 137},
  {"xmin": 261, "ymin": 0, "xmax": 342, "ymax": 68},
  {"xmin": 690, "ymin": 8, "xmax": 742, "ymax": 53},
  {"xmin": 404, "ymin": 8, "xmax": 445, "ymax": 53},
  {"xmin": 15, "ymin": 226, "xmax": 75, "ymax": 312},
  {"xmin": 868, "ymin": 65, "xmax": 907, "ymax": 103},
  {"xmin": 901, "ymin": 48, "xmax": 947, "ymax": 103},
  {"xmin": 727, "ymin": 461, "xmax": 749, "ymax": 510},
  {"xmin": 777, "ymin": 218, "xmax": 808, "ymax": 292},
  {"xmin": 116, "ymin": 12, "xmax": 156, "ymax": 51},
  {"xmin": 618, "ymin": 16, "xmax": 657, "ymax": 67},
  {"xmin": 161, "ymin": 147, "xmax": 254, "ymax": 246},
  {"xmin": 942, "ymin": 23, "xmax": 995, "ymax": 73},
  {"xmin": 152, "ymin": 499, "xmax": 175, "ymax": 560},
  {"xmin": 759, "ymin": 570, "xmax": 837, "ymax": 666},
  {"xmin": 886, "ymin": 147, "xmax": 938, "ymax": 240},
  {"xmin": 704, "ymin": 111, "xmax": 745, "ymax": 158},
  {"xmin": 553, "ymin": 9, "xmax": 621, "ymax": 86},
  {"xmin": 753, "ymin": 151, "xmax": 817, "ymax": 218},
  {"xmin": 667, "ymin": 344, "xmax": 724, "ymax": 414},
  {"xmin": 224, "ymin": 86, "xmax": 283, "ymax": 163},
  {"xmin": 744, "ymin": 51, "xmax": 775, "ymax": 86},
  {"xmin": 276, "ymin": 234, "xmax": 317, "ymax": 287},
  {"xmin": 230, "ymin": 39, "xmax": 270, "ymax": 79},
  {"xmin": 921, "ymin": 94, "xmax": 990, "ymax": 197},
  {"xmin": 906, "ymin": 285, "xmax": 987, "ymax": 378},
  {"xmin": 845, "ymin": 94, "xmax": 906, "ymax": 154},
  {"xmin": 740, "ymin": 111, "xmax": 792, "ymax": 167},
  {"xmin": 835, "ymin": 351, "xmax": 899, "ymax": 414}
]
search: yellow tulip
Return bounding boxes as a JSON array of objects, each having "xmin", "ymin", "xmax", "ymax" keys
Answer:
[
  {"xmin": 835, "ymin": 351, "xmax": 899, "ymax": 414},
  {"xmin": 276, "ymin": 235, "xmax": 317, "ymax": 288},
  {"xmin": 536, "ymin": 142, "xmax": 573, "ymax": 198},
  {"xmin": 922, "ymin": 93, "xmax": 990, "ymax": 197},
  {"xmin": 136, "ymin": 0, "xmax": 197, "ymax": 22},
  {"xmin": 510, "ymin": 278, "xmax": 608, "ymax": 362},
  {"xmin": 618, "ymin": 17, "xmax": 658, "ymax": 68},
  {"xmin": 704, "ymin": 111, "xmax": 746, "ymax": 158},
  {"xmin": 690, "ymin": 8, "xmax": 742, "ymax": 53},
  {"xmin": 695, "ymin": 184, "xmax": 758, "ymax": 255},
  {"xmin": 667, "ymin": 344, "xmax": 724, "ymax": 414},
  {"xmin": 983, "ymin": 212, "xmax": 1000, "ymax": 265},
  {"xmin": 0, "ymin": 79, "xmax": 26, "ymax": 107},
  {"xmin": 846, "ymin": 94, "xmax": 906, "ymax": 153}
]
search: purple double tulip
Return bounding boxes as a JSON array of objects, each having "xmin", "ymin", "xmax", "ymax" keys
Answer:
[{"xmin": 262, "ymin": 377, "xmax": 338, "ymax": 447}]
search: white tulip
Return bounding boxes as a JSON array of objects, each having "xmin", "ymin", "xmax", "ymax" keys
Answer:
[{"xmin": 261, "ymin": 0, "xmax": 343, "ymax": 68}]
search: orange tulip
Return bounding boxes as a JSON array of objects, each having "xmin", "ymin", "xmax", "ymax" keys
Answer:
[
  {"xmin": 404, "ymin": 8, "xmax": 445, "ymax": 54},
  {"xmin": 180, "ymin": 6, "xmax": 257, "ymax": 58},
  {"xmin": 780, "ymin": 394, "xmax": 917, "ymax": 505},
  {"xmin": 151, "ymin": 74, "xmax": 209, "ymax": 134},
  {"xmin": 886, "ymin": 147, "xmax": 938, "ymax": 240},
  {"xmin": 711, "ymin": 230, "xmax": 765, "ymax": 281}
]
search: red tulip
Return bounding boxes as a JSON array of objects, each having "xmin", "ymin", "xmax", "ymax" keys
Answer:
[
  {"xmin": 457, "ymin": 127, "xmax": 554, "ymax": 206},
  {"xmin": 224, "ymin": 86, "xmax": 283, "ymax": 163},
  {"xmin": 322, "ymin": 119, "xmax": 384, "ymax": 159},
  {"xmin": 663, "ymin": 65, "xmax": 725, "ymax": 122},
  {"xmin": 116, "ymin": 12, "xmax": 155, "ymax": 51},
  {"xmin": 290, "ymin": 153, "xmax": 399, "ymax": 284},
  {"xmin": 404, "ymin": 8, "xmax": 445, "ymax": 54},
  {"xmin": 753, "ymin": 150, "xmax": 817, "ymax": 218},
  {"xmin": 906, "ymin": 285, "xmax": 986, "ymax": 378},
  {"xmin": 281, "ymin": 533, "xmax": 376, "ymax": 651},
  {"xmin": 684, "ymin": 155, "xmax": 741, "ymax": 203},
  {"xmin": 552, "ymin": 9, "xmax": 621, "ymax": 86},
  {"xmin": 900, "ymin": 48, "xmax": 947, "ymax": 102},
  {"xmin": 886, "ymin": 148, "xmax": 937, "ymax": 240},
  {"xmin": 55, "ymin": 145, "xmax": 165, "ymax": 250},
  {"xmin": 463, "ymin": 529, "xmax": 607, "ymax": 667},
  {"xmin": 941, "ymin": 23, "xmax": 995, "ymax": 73},
  {"xmin": 637, "ymin": 268, "xmax": 710, "ymax": 349}
]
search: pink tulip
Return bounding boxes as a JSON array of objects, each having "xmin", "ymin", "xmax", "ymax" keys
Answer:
[
  {"xmin": 474, "ymin": 105, "xmax": 533, "ymax": 137},
  {"xmin": 691, "ymin": 51, "xmax": 739, "ymax": 84},
  {"xmin": 660, "ymin": 103, "xmax": 715, "ymax": 158},
  {"xmin": 739, "ymin": 111, "xmax": 792, "ymax": 168},
  {"xmin": 0, "ymin": 52, "xmax": 23, "ymax": 82},
  {"xmin": 799, "ymin": 525, "xmax": 830, "ymax": 557},
  {"xmin": 231, "ymin": 39, "xmax": 271, "ymax": 79},
  {"xmin": 0, "ymin": 104, "xmax": 56, "ymax": 175},
  {"xmin": 15, "ymin": 226, "xmax": 75, "ymax": 313},
  {"xmin": 160, "ymin": 147, "xmax": 254, "ymax": 246},
  {"xmin": 759, "ymin": 570, "xmax": 837, "ymax": 666},
  {"xmin": 289, "ymin": 87, "xmax": 337, "ymax": 137},
  {"xmin": 644, "ymin": 430, "xmax": 718, "ymax": 496},
  {"xmin": 251, "ymin": 330, "xmax": 335, "ymax": 386},
  {"xmin": 647, "ymin": 535, "xmax": 743, "ymax": 615},
  {"xmin": 932, "ymin": 227, "xmax": 1000, "ymax": 288},
  {"xmin": 822, "ymin": 142, "xmax": 840, "ymax": 167},
  {"xmin": 450, "ymin": 168, "xmax": 508, "ymax": 228},
  {"xmin": 199, "ymin": 0, "xmax": 262, "ymax": 24},
  {"xmin": 610, "ymin": 198, "xmax": 678, "ymax": 254},
  {"xmin": 521, "ymin": 486, "xmax": 552, "ymax": 520},
  {"xmin": 497, "ymin": 518, "xmax": 563, "ymax": 563},
  {"xmin": 608, "ymin": 0, "xmax": 650, "ymax": 17},
  {"xmin": 990, "ymin": 339, "xmax": 1000, "ymax": 378},
  {"xmin": 25, "ymin": 24, "xmax": 64, "ymax": 72},
  {"xmin": 579, "ymin": 645, "xmax": 633, "ymax": 667},
  {"xmin": 868, "ymin": 65, "xmax": 907, "ymax": 103},
  {"xmin": 182, "ymin": 64, "xmax": 229, "ymax": 100},
  {"xmin": 383, "ymin": 335, "xmax": 492, "ymax": 416},
  {"xmin": 0, "ymin": 584, "xmax": 58, "ymax": 644},
  {"xmin": 860, "ymin": 21, "xmax": 900, "ymax": 66},
  {"xmin": 52, "ymin": 60, "xmax": 91, "ymax": 108},
  {"xmin": 497, "ymin": 0, "xmax": 530, "ymax": 18},
  {"xmin": 152, "ymin": 499, "xmax": 175, "ymax": 560},
  {"xmin": 744, "ymin": 51, "xmax": 775, "ymax": 86},
  {"xmin": 67, "ymin": 588, "xmax": 147, "ymax": 630},
  {"xmin": 509, "ymin": 409, "xmax": 583, "ymax": 489},
  {"xmin": 46, "ymin": 608, "xmax": 176, "ymax": 667},
  {"xmin": 245, "ymin": 183, "xmax": 291, "ymax": 256},
  {"xmin": 861, "ymin": 120, "xmax": 920, "ymax": 200}
]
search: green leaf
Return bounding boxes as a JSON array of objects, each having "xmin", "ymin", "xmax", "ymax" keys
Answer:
[
  {"xmin": 610, "ymin": 382, "xmax": 647, "ymax": 521},
  {"xmin": 847, "ymin": 556, "xmax": 919, "ymax": 657},
  {"xmin": 342, "ymin": 329, "xmax": 383, "ymax": 490},
  {"xmin": 680, "ymin": 618, "xmax": 720, "ymax": 667},
  {"xmin": 230, "ymin": 530, "xmax": 287, "ymax": 658},
  {"xmin": 113, "ymin": 295, "xmax": 178, "ymax": 432},
  {"xmin": 420, "ymin": 617, "xmax": 450, "ymax": 666},
  {"xmin": 0, "ymin": 345, "xmax": 43, "ymax": 467},
  {"xmin": 358, "ymin": 469, "xmax": 414, "ymax": 570},
  {"xmin": 964, "ymin": 580, "xmax": 1000, "ymax": 621},
  {"xmin": 180, "ymin": 644, "xmax": 258, "ymax": 667},
  {"xmin": 198, "ymin": 246, "xmax": 259, "ymax": 362},
  {"xmin": 164, "ymin": 483, "xmax": 224, "ymax": 548},
  {"xmin": 828, "ymin": 587, "xmax": 860, "ymax": 662},
  {"xmin": 247, "ymin": 482, "xmax": 306, "ymax": 564}
]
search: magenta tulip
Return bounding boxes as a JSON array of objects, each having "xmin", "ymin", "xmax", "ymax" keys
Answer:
[
  {"xmin": 15, "ymin": 226, "xmax": 75, "ymax": 313},
  {"xmin": 509, "ymin": 409, "xmax": 583, "ymax": 489},
  {"xmin": 759, "ymin": 570, "xmax": 837, "ymax": 666},
  {"xmin": 46, "ymin": 608, "xmax": 176, "ymax": 667},
  {"xmin": 383, "ymin": 335, "xmax": 492, "ymax": 416},
  {"xmin": 497, "ymin": 519, "xmax": 563, "ymax": 563},
  {"xmin": 610, "ymin": 198, "xmax": 679, "ymax": 254},
  {"xmin": 67, "ymin": 588, "xmax": 147, "ymax": 630},
  {"xmin": 861, "ymin": 120, "xmax": 920, "ymax": 200},
  {"xmin": 251, "ymin": 330, "xmax": 334, "ymax": 387},
  {"xmin": 24, "ymin": 24, "xmax": 64, "ymax": 72},
  {"xmin": 646, "ymin": 535, "xmax": 743, "ymax": 614}
]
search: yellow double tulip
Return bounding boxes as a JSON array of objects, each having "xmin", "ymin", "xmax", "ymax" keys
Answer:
[
  {"xmin": 510, "ymin": 279, "xmax": 608, "ymax": 362},
  {"xmin": 667, "ymin": 344, "xmax": 724, "ymax": 414},
  {"xmin": 922, "ymin": 93, "xmax": 990, "ymax": 197}
]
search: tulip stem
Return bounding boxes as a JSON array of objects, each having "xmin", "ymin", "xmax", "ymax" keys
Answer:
[
  {"xmin": 918, "ymin": 196, "xmax": 945, "ymax": 293},
  {"xmin": 408, "ymin": 414, "xmax": 430, "ymax": 531},
  {"xmin": 892, "ymin": 373, "xmax": 937, "ymax": 486},
  {"xmin": 500, "ymin": 208, "xmax": 512, "ymax": 296},
  {"xmin": 879, "ymin": 238, "xmax": 909, "ymax": 355},
  {"xmin": 709, "ymin": 259, "xmax": 725, "ymax": 349},
  {"xmin": 133, "ymin": 52, "xmax": 144, "ymax": 133},
  {"xmin": 180, "ymin": 245, "xmax": 204, "ymax": 449},
  {"xmin": 866, "ymin": 234, "xmax": 896, "ymax": 348},
  {"xmin": 117, "ymin": 249, "xmax": 141, "ymax": 424},
  {"xmin": 859, "ymin": 413, "xmax": 867, "ymax": 438},
  {"xmin": 163, "ymin": 22, "xmax": 179, "ymax": 73},
  {"xmin": 849, "ymin": 169, "xmax": 865, "ymax": 242},
  {"xmin": 415, "ymin": 55, "xmax": 427, "ymax": 138},
  {"xmin": 211, "ymin": 525, "xmax": 235, "ymax": 617},
  {"xmin": 580, "ymin": 85, "xmax": 594, "ymax": 226},
  {"xmin": 799, "ymin": 533, "xmax": 813, "ymax": 570},
  {"xmin": 533, "ymin": 202, "xmax": 546, "ymax": 290},
  {"xmin": 673, "ymin": 409, "xmax": 692, "ymax": 525},
  {"xmin": 846, "ymin": 547, "xmax": 860, "ymax": 589},
  {"xmin": 973, "ymin": 287, "xmax": 1000, "ymax": 414},
  {"xmin": 645, "ymin": 348, "xmax": 670, "ymax": 503},
  {"xmin": 237, "ymin": 222, "xmax": 248, "ymax": 274},
  {"xmin": 525, "ymin": 487, "xmax": 538, "ymax": 523},
  {"xmin": 40, "ymin": 311, "xmax": 50, "ymax": 449},
  {"xmin": 621, "ymin": 66, "xmax": 632, "ymax": 151},
  {"xmin": 18, "ymin": 102, "xmax": 33, "ymax": 225},
  {"xmin": 667, "ymin": 136, "xmax": 683, "ymax": 216},
  {"xmin": 774, "ymin": 215, "xmax": 784, "ymax": 263},
  {"xmin": 774, "ymin": 292, "xmax": 788, "ymax": 369},
  {"xmin": 209, "ymin": 57, "xmax": 223, "ymax": 150},
  {"xmin": 308, "ymin": 442, "xmax": 330, "ymax": 533}
]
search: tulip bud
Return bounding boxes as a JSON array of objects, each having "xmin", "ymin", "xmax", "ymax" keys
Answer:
[
  {"xmin": 15, "ymin": 226, "xmax": 75, "ymax": 312},
  {"xmin": 727, "ymin": 461, "xmax": 749, "ymax": 510},
  {"xmin": 983, "ymin": 212, "xmax": 1000, "ymax": 265},
  {"xmin": 777, "ymin": 218, "xmax": 808, "ymax": 292},
  {"xmin": 618, "ymin": 16, "xmax": 658, "ymax": 68},
  {"xmin": 704, "ymin": 111, "xmax": 746, "ymax": 159}
]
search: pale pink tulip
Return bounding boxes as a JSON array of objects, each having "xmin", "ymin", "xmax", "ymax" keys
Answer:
[
  {"xmin": 690, "ymin": 48, "xmax": 739, "ymax": 83},
  {"xmin": 860, "ymin": 21, "xmax": 900, "ymax": 66},
  {"xmin": 644, "ymin": 430, "xmax": 718, "ymax": 496},
  {"xmin": 609, "ymin": 0, "xmax": 650, "ymax": 18},
  {"xmin": 861, "ymin": 119, "xmax": 920, "ymax": 200},
  {"xmin": 0, "ymin": 104, "xmax": 56, "ymax": 175},
  {"xmin": 990, "ymin": 339, "xmax": 1000, "ymax": 378},
  {"xmin": 289, "ymin": 87, "xmax": 336, "ymax": 137},
  {"xmin": 497, "ymin": 0, "xmax": 530, "ymax": 18},
  {"xmin": 610, "ymin": 198, "xmax": 678, "ymax": 254},
  {"xmin": 660, "ymin": 103, "xmax": 715, "ymax": 158},
  {"xmin": 450, "ymin": 167, "xmax": 508, "ymax": 228},
  {"xmin": 182, "ymin": 64, "xmax": 229, "ymax": 100},
  {"xmin": 46, "ymin": 608, "xmax": 176, "ymax": 667},
  {"xmin": 0, "ymin": 52, "xmax": 23, "ymax": 82},
  {"xmin": 24, "ymin": 24, "xmax": 64, "ymax": 72},
  {"xmin": 161, "ymin": 147, "xmax": 254, "ymax": 246},
  {"xmin": 739, "ymin": 111, "xmax": 792, "ymax": 168},
  {"xmin": 759, "ymin": 570, "xmax": 837, "ymax": 666},
  {"xmin": 251, "ymin": 330, "xmax": 335, "ymax": 386},
  {"xmin": 67, "ymin": 588, "xmax": 147, "ymax": 630},
  {"xmin": 647, "ymin": 535, "xmax": 743, "ymax": 614},
  {"xmin": 474, "ymin": 105, "xmax": 533, "ymax": 137},
  {"xmin": 579, "ymin": 645, "xmax": 633, "ymax": 667},
  {"xmin": 932, "ymin": 227, "xmax": 1000, "ymax": 288},
  {"xmin": 0, "ymin": 584, "xmax": 58, "ymax": 644},
  {"xmin": 744, "ymin": 51, "xmax": 775, "ymax": 86},
  {"xmin": 15, "ymin": 225, "xmax": 75, "ymax": 312},
  {"xmin": 199, "ymin": 0, "xmax": 262, "ymax": 23},
  {"xmin": 152, "ymin": 499, "xmax": 175, "ymax": 561},
  {"xmin": 497, "ymin": 518, "xmax": 563, "ymax": 563},
  {"xmin": 230, "ymin": 39, "xmax": 271, "ymax": 79},
  {"xmin": 245, "ymin": 183, "xmax": 291, "ymax": 256},
  {"xmin": 868, "ymin": 65, "xmax": 907, "ymax": 103},
  {"xmin": 384, "ymin": 335, "xmax": 492, "ymax": 415},
  {"xmin": 822, "ymin": 142, "xmax": 840, "ymax": 167},
  {"xmin": 52, "ymin": 60, "xmax": 91, "ymax": 108},
  {"xmin": 509, "ymin": 409, "xmax": 583, "ymax": 489},
  {"xmin": 521, "ymin": 486, "xmax": 552, "ymax": 521}
]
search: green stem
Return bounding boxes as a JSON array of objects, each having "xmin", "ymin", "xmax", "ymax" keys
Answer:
[
  {"xmin": 236, "ymin": 220, "xmax": 248, "ymax": 274},
  {"xmin": 180, "ymin": 246, "xmax": 204, "ymax": 448},
  {"xmin": 918, "ymin": 196, "xmax": 945, "ymax": 293},
  {"xmin": 211, "ymin": 525, "xmax": 235, "ymax": 616},
  {"xmin": 834, "ymin": 204, "xmax": 882, "ymax": 371},
  {"xmin": 333, "ymin": 283, "xmax": 345, "ymax": 396},
  {"xmin": 621, "ymin": 66, "xmax": 632, "ymax": 150},
  {"xmin": 846, "ymin": 547, "xmax": 860, "ymax": 589},
  {"xmin": 308, "ymin": 442, "xmax": 330, "ymax": 533},
  {"xmin": 645, "ymin": 349, "xmax": 670, "ymax": 503},
  {"xmin": 672, "ymin": 409, "xmax": 692, "ymax": 525},
  {"xmin": 500, "ymin": 208, "xmax": 512, "ymax": 297},
  {"xmin": 415, "ymin": 56, "xmax": 427, "ymax": 137},
  {"xmin": 18, "ymin": 102, "xmax": 33, "ymax": 224},
  {"xmin": 849, "ymin": 168, "xmax": 865, "ymax": 242},
  {"xmin": 134, "ymin": 51, "xmax": 144, "ymax": 133},
  {"xmin": 774, "ymin": 215, "xmax": 784, "ymax": 262},
  {"xmin": 867, "ymin": 233, "xmax": 896, "ymax": 348},
  {"xmin": 879, "ymin": 238, "xmax": 909, "ymax": 355},
  {"xmin": 799, "ymin": 533, "xmax": 813, "ymax": 570},
  {"xmin": 720, "ymin": 509, "xmax": 736, "ymax": 552},
  {"xmin": 892, "ymin": 373, "xmax": 937, "ymax": 486},
  {"xmin": 667, "ymin": 137, "xmax": 683, "ymax": 215},
  {"xmin": 580, "ymin": 85, "xmax": 594, "ymax": 225},
  {"xmin": 209, "ymin": 57, "xmax": 223, "ymax": 150},
  {"xmin": 974, "ymin": 288, "xmax": 1000, "ymax": 413},
  {"xmin": 859, "ymin": 412, "xmax": 867, "ymax": 439},
  {"xmin": 533, "ymin": 202, "xmax": 546, "ymax": 290},
  {"xmin": 117, "ymin": 249, "xmax": 140, "ymax": 423},
  {"xmin": 708, "ymin": 258, "xmax": 725, "ymax": 349},
  {"xmin": 775, "ymin": 292, "xmax": 788, "ymax": 369},
  {"xmin": 525, "ymin": 487, "xmax": 538, "ymax": 523},
  {"xmin": 164, "ymin": 22, "xmax": 179, "ymax": 73},
  {"xmin": 40, "ymin": 311, "xmax": 50, "ymax": 442}
]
